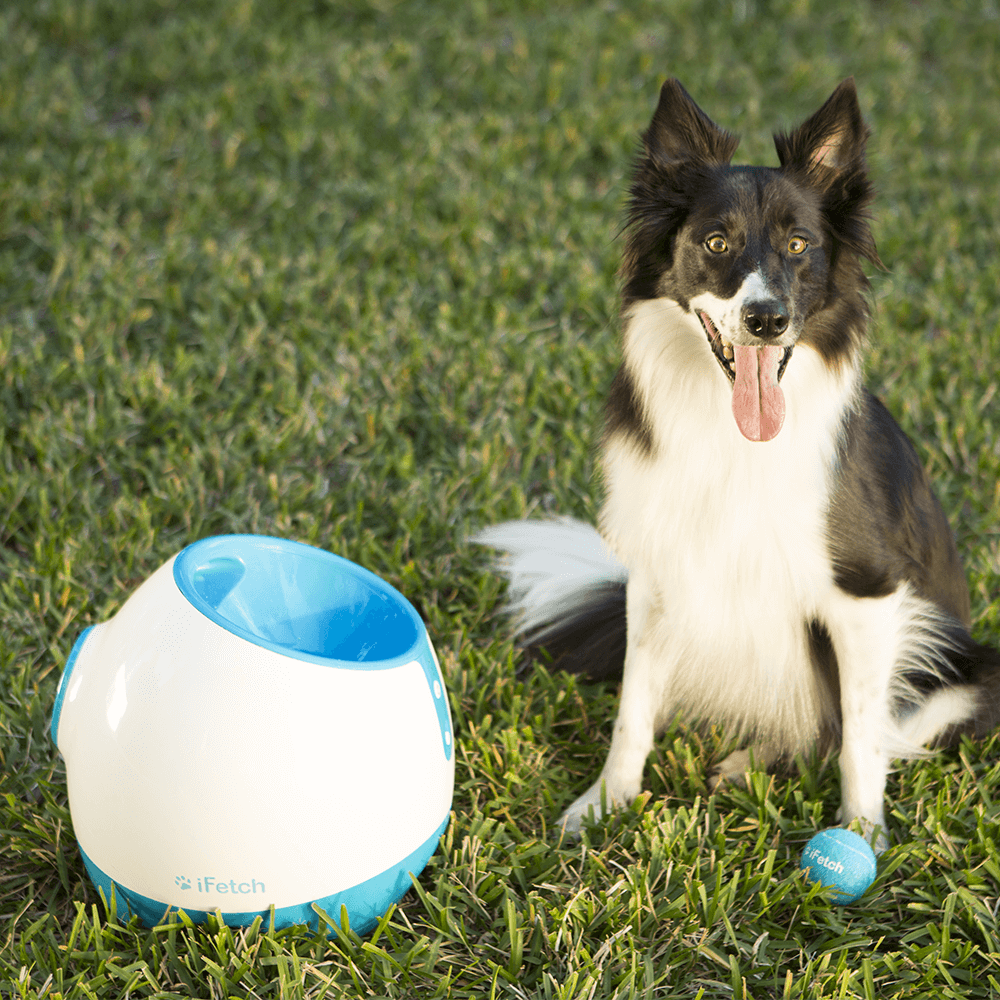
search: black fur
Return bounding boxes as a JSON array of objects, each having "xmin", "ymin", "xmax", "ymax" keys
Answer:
[
  {"xmin": 604, "ymin": 366, "xmax": 654, "ymax": 457},
  {"xmin": 525, "ymin": 581, "xmax": 627, "ymax": 682},
  {"xmin": 827, "ymin": 390, "xmax": 971, "ymax": 621}
]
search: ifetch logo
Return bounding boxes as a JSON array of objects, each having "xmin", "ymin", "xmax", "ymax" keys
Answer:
[
  {"xmin": 803, "ymin": 847, "xmax": 844, "ymax": 875},
  {"xmin": 175, "ymin": 875, "xmax": 267, "ymax": 896}
]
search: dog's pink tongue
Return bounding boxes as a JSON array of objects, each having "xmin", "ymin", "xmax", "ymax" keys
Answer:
[{"xmin": 732, "ymin": 345, "xmax": 785, "ymax": 442}]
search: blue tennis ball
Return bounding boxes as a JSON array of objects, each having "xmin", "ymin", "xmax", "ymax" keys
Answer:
[{"xmin": 800, "ymin": 828, "xmax": 877, "ymax": 904}]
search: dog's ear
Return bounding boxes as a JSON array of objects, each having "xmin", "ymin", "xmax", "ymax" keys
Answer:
[
  {"xmin": 774, "ymin": 78, "xmax": 868, "ymax": 175},
  {"xmin": 775, "ymin": 79, "xmax": 884, "ymax": 268},
  {"xmin": 643, "ymin": 79, "xmax": 739, "ymax": 168}
]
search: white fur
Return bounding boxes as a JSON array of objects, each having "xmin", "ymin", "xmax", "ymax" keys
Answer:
[{"xmin": 599, "ymin": 300, "xmax": 853, "ymax": 746}]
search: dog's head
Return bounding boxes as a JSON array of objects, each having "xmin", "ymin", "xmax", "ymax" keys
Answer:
[{"xmin": 621, "ymin": 79, "xmax": 882, "ymax": 441}]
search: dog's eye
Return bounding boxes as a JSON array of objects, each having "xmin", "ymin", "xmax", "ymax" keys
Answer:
[
  {"xmin": 788, "ymin": 237, "xmax": 808, "ymax": 254},
  {"xmin": 706, "ymin": 236, "xmax": 728, "ymax": 254}
]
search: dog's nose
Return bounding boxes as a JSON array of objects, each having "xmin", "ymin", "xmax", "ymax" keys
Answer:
[{"xmin": 742, "ymin": 301, "xmax": 789, "ymax": 340}]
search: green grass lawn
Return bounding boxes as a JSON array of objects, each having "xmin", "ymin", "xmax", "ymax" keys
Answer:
[{"xmin": 2, "ymin": 0, "xmax": 1000, "ymax": 995}]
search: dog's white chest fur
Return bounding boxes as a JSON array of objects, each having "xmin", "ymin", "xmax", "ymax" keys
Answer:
[{"xmin": 599, "ymin": 299, "xmax": 858, "ymax": 748}]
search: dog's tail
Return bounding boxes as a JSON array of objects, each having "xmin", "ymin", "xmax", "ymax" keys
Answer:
[
  {"xmin": 944, "ymin": 633, "xmax": 1000, "ymax": 742},
  {"xmin": 472, "ymin": 518, "xmax": 629, "ymax": 681},
  {"xmin": 896, "ymin": 616, "xmax": 1000, "ymax": 750}
]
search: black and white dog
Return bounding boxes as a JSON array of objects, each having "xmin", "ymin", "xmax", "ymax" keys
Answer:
[{"xmin": 475, "ymin": 79, "xmax": 999, "ymax": 850}]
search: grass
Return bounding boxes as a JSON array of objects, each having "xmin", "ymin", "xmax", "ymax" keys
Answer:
[{"xmin": 1, "ymin": 0, "xmax": 999, "ymax": 995}]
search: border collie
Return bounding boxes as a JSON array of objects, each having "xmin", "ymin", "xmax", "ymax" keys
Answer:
[{"xmin": 475, "ymin": 79, "xmax": 999, "ymax": 850}]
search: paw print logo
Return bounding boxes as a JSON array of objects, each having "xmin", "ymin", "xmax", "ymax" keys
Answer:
[{"xmin": 175, "ymin": 875, "xmax": 192, "ymax": 891}]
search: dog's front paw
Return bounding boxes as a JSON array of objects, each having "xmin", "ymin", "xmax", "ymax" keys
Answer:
[
  {"xmin": 557, "ymin": 779, "xmax": 627, "ymax": 838},
  {"xmin": 851, "ymin": 817, "xmax": 889, "ymax": 855},
  {"xmin": 837, "ymin": 810, "xmax": 889, "ymax": 855}
]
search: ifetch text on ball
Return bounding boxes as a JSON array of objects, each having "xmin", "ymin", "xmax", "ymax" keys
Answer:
[{"xmin": 803, "ymin": 848, "xmax": 844, "ymax": 875}]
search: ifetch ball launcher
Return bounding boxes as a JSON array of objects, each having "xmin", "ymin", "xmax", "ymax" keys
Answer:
[{"xmin": 50, "ymin": 535, "xmax": 455, "ymax": 935}]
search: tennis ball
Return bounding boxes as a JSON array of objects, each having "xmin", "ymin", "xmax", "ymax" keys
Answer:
[{"xmin": 800, "ymin": 828, "xmax": 877, "ymax": 904}]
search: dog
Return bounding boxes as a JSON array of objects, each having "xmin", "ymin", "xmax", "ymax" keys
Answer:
[{"xmin": 474, "ymin": 78, "xmax": 999, "ymax": 851}]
